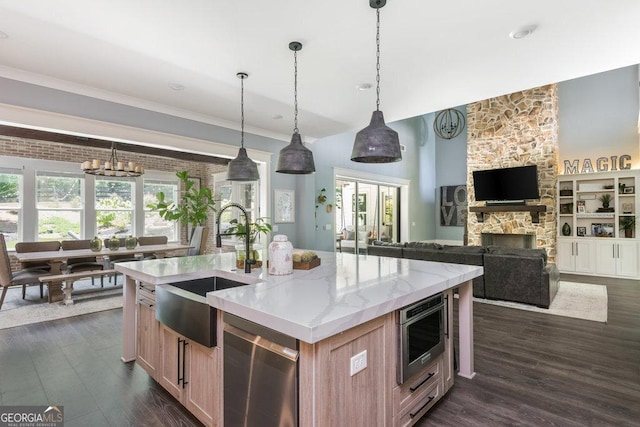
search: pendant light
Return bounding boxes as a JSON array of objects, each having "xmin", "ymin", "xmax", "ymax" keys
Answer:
[
  {"xmin": 277, "ymin": 41, "xmax": 316, "ymax": 174},
  {"xmin": 227, "ymin": 72, "xmax": 260, "ymax": 181},
  {"xmin": 351, "ymin": 0, "xmax": 401, "ymax": 164}
]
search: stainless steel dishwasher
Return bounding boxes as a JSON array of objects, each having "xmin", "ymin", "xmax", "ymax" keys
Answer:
[{"xmin": 224, "ymin": 313, "xmax": 299, "ymax": 427}]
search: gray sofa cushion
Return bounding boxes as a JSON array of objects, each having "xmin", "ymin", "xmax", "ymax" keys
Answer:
[{"xmin": 486, "ymin": 246, "xmax": 547, "ymax": 264}]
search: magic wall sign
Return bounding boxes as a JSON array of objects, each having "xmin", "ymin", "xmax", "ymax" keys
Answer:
[
  {"xmin": 563, "ymin": 155, "xmax": 632, "ymax": 174},
  {"xmin": 441, "ymin": 185, "xmax": 467, "ymax": 227}
]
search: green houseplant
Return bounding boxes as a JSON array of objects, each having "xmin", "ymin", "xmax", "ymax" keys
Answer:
[
  {"xmin": 598, "ymin": 193, "xmax": 612, "ymax": 209},
  {"xmin": 620, "ymin": 216, "xmax": 636, "ymax": 238},
  {"xmin": 147, "ymin": 170, "xmax": 217, "ymax": 234},
  {"xmin": 226, "ymin": 216, "xmax": 272, "ymax": 268}
]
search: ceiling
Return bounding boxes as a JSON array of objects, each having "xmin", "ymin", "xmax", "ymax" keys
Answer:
[{"xmin": 0, "ymin": 0, "xmax": 639, "ymax": 144}]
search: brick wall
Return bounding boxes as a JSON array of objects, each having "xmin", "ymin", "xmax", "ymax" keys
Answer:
[{"xmin": 1, "ymin": 135, "xmax": 228, "ymax": 266}]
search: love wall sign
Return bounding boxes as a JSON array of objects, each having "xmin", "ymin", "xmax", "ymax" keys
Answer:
[{"xmin": 441, "ymin": 185, "xmax": 467, "ymax": 227}]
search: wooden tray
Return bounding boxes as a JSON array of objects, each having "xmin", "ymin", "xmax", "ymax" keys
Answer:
[{"xmin": 293, "ymin": 257, "xmax": 321, "ymax": 270}]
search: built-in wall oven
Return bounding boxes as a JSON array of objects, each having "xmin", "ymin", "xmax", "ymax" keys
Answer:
[{"xmin": 397, "ymin": 292, "xmax": 446, "ymax": 384}]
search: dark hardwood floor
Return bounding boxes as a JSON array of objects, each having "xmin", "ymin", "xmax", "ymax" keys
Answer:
[{"xmin": 0, "ymin": 274, "xmax": 638, "ymax": 426}]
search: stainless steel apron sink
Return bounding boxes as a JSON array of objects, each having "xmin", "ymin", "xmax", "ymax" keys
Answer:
[{"xmin": 155, "ymin": 276, "xmax": 249, "ymax": 347}]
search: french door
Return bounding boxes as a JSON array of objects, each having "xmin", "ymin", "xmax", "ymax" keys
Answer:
[{"xmin": 335, "ymin": 179, "xmax": 399, "ymax": 253}]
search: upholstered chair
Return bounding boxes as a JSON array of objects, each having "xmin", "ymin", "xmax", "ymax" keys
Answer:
[
  {"xmin": 0, "ymin": 234, "xmax": 51, "ymax": 310},
  {"xmin": 60, "ymin": 239, "xmax": 105, "ymax": 287},
  {"xmin": 13, "ymin": 240, "xmax": 61, "ymax": 298}
]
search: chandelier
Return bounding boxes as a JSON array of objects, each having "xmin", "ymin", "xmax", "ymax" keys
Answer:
[
  {"xmin": 434, "ymin": 108, "xmax": 465, "ymax": 140},
  {"xmin": 81, "ymin": 142, "xmax": 144, "ymax": 177}
]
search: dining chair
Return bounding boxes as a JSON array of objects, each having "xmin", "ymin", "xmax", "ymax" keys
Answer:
[
  {"xmin": 137, "ymin": 235, "xmax": 168, "ymax": 259},
  {"xmin": 103, "ymin": 238, "xmax": 140, "ymax": 284},
  {"xmin": 14, "ymin": 240, "xmax": 62, "ymax": 298},
  {"xmin": 186, "ymin": 226, "xmax": 209, "ymax": 256},
  {"xmin": 60, "ymin": 239, "xmax": 105, "ymax": 287},
  {"xmin": 0, "ymin": 234, "xmax": 51, "ymax": 310}
]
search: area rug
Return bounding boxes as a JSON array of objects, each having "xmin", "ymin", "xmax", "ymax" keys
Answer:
[
  {"xmin": 0, "ymin": 279, "xmax": 123, "ymax": 330},
  {"xmin": 473, "ymin": 281, "xmax": 607, "ymax": 323}
]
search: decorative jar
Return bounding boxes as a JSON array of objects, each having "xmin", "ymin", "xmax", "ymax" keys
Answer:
[
  {"xmin": 268, "ymin": 235, "xmax": 293, "ymax": 275},
  {"xmin": 108, "ymin": 236, "xmax": 121, "ymax": 251},
  {"xmin": 125, "ymin": 235, "xmax": 137, "ymax": 249},
  {"xmin": 90, "ymin": 236, "xmax": 103, "ymax": 252},
  {"xmin": 562, "ymin": 222, "xmax": 571, "ymax": 236}
]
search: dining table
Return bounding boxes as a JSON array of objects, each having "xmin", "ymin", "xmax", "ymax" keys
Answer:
[{"xmin": 14, "ymin": 243, "xmax": 192, "ymax": 303}]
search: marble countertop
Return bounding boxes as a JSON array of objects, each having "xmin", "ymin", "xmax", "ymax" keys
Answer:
[{"xmin": 115, "ymin": 251, "xmax": 482, "ymax": 343}]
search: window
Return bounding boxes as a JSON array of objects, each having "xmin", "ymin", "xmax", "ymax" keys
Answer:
[
  {"xmin": 95, "ymin": 178, "xmax": 134, "ymax": 239},
  {"xmin": 143, "ymin": 178, "xmax": 179, "ymax": 240},
  {"xmin": 36, "ymin": 172, "xmax": 83, "ymax": 241},
  {"xmin": 0, "ymin": 170, "xmax": 21, "ymax": 249},
  {"xmin": 214, "ymin": 175, "xmax": 261, "ymax": 244}
]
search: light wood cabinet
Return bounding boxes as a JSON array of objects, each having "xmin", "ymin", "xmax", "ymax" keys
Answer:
[
  {"xmin": 136, "ymin": 284, "xmax": 220, "ymax": 427},
  {"xmin": 136, "ymin": 283, "xmax": 159, "ymax": 377},
  {"xmin": 157, "ymin": 323, "xmax": 219, "ymax": 427},
  {"xmin": 299, "ymin": 313, "xmax": 394, "ymax": 426},
  {"xmin": 557, "ymin": 170, "xmax": 639, "ymax": 279},
  {"xmin": 298, "ymin": 289, "xmax": 455, "ymax": 427}
]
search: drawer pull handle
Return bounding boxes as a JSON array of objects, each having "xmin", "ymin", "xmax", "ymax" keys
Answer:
[
  {"xmin": 410, "ymin": 395, "xmax": 435, "ymax": 418},
  {"xmin": 409, "ymin": 372, "xmax": 435, "ymax": 392},
  {"xmin": 138, "ymin": 299, "xmax": 154, "ymax": 308}
]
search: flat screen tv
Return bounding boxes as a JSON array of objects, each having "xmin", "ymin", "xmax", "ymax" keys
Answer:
[{"xmin": 472, "ymin": 165, "xmax": 540, "ymax": 202}]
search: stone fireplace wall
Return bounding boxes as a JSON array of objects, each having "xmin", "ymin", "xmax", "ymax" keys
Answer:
[{"xmin": 466, "ymin": 85, "xmax": 558, "ymax": 262}]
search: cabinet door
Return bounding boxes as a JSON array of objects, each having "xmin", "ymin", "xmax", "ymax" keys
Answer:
[
  {"xmin": 556, "ymin": 240, "xmax": 575, "ymax": 272},
  {"xmin": 595, "ymin": 241, "xmax": 617, "ymax": 276},
  {"xmin": 574, "ymin": 241, "xmax": 596, "ymax": 273},
  {"xmin": 184, "ymin": 341, "xmax": 218, "ymax": 426},
  {"xmin": 136, "ymin": 302, "xmax": 159, "ymax": 377},
  {"xmin": 159, "ymin": 325, "xmax": 184, "ymax": 401},
  {"xmin": 616, "ymin": 241, "xmax": 639, "ymax": 278}
]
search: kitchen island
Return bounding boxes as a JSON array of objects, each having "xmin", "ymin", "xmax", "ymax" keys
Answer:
[{"xmin": 116, "ymin": 251, "xmax": 482, "ymax": 426}]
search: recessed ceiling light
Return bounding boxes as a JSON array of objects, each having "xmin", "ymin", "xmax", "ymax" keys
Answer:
[
  {"xmin": 356, "ymin": 83, "xmax": 373, "ymax": 91},
  {"xmin": 509, "ymin": 25, "xmax": 537, "ymax": 40},
  {"xmin": 168, "ymin": 82, "xmax": 185, "ymax": 91},
  {"xmin": 0, "ymin": 31, "xmax": 9, "ymax": 40},
  {"xmin": 271, "ymin": 114, "xmax": 283, "ymax": 120}
]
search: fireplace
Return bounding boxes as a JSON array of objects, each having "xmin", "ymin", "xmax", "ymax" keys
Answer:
[{"xmin": 481, "ymin": 233, "xmax": 536, "ymax": 249}]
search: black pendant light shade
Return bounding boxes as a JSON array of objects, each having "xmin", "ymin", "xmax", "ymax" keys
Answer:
[
  {"xmin": 227, "ymin": 147, "xmax": 259, "ymax": 181},
  {"xmin": 228, "ymin": 72, "xmax": 260, "ymax": 182},
  {"xmin": 351, "ymin": 110, "xmax": 401, "ymax": 163},
  {"xmin": 277, "ymin": 132, "xmax": 315, "ymax": 173},
  {"xmin": 352, "ymin": 0, "xmax": 402, "ymax": 164},
  {"xmin": 276, "ymin": 41, "xmax": 315, "ymax": 174}
]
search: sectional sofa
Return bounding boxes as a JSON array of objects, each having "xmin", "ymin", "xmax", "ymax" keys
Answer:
[{"xmin": 368, "ymin": 241, "xmax": 559, "ymax": 308}]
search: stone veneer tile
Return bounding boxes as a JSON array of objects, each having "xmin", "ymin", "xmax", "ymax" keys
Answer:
[{"xmin": 466, "ymin": 85, "xmax": 558, "ymax": 262}]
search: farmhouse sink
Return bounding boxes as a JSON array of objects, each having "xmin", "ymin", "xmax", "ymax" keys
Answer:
[{"xmin": 155, "ymin": 276, "xmax": 250, "ymax": 347}]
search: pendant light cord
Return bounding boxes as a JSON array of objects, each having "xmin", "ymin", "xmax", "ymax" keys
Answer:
[
  {"xmin": 240, "ymin": 75, "xmax": 245, "ymax": 148},
  {"xmin": 376, "ymin": 7, "xmax": 381, "ymax": 112},
  {"xmin": 293, "ymin": 48, "xmax": 299, "ymax": 134}
]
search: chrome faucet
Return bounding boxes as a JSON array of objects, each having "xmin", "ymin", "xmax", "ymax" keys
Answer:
[{"xmin": 216, "ymin": 203, "xmax": 255, "ymax": 273}]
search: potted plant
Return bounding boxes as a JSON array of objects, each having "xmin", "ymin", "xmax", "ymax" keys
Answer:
[
  {"xmin": 226, "ymin": 216, "xmax": 273, "ymax": 268},
  {"xmin": 147, "ymin": 171, "xmax": 217, "ymax": 238},
  {"xmin": 598, "ymin": 193, "xmax": 612, "ymax": 209},
  {"xmin": 620, "ymin": 216, "xmax": 636, "ymax": 238}
]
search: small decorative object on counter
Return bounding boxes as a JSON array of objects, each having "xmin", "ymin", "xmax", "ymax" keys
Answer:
[
  {"xmin": 90, "ymin": 236, "xmax": 103, "ymax": 252},
  {"xmin": 292, "ymin": 249, "xmax": 321, "ymax": 270},
  {"xmin": 562, "ymin": 222, "xmax": 571, "ymax": 236},
  {"xmin": 108, "ymin": 236, "xmax": 120, "ymax": 251},
  {"xmin": 268, "ymin": 235, "xmax": 293, "ymax": 275},
  {"xmin": 125, "ymin": 235, "xmax": 137, "ymax": 249}
]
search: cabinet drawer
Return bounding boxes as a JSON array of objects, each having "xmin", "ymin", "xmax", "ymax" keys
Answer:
[
  {"xmin": 138, "ymin": 283, "xmax": 156, "ymax": 302},
  {"xmin": 394, "ymin": 356, "xmax": 441, "ymax": 416},
  {"xmin": 395, "ymin": 380, "xmax": 441, "ymax": 427}
]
